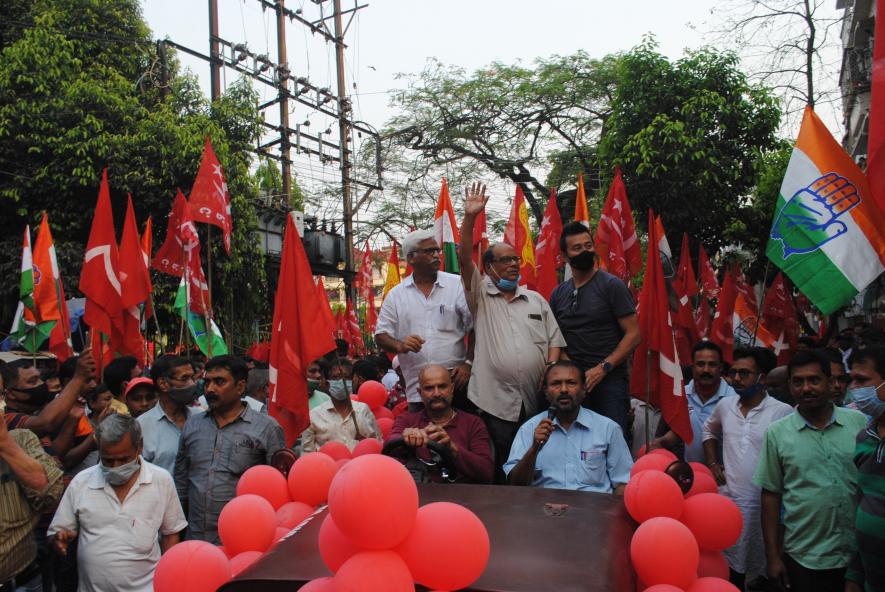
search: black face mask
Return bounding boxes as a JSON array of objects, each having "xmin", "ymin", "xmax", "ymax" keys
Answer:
[
  {"xmin": 569, "ymin": 250, "xmax": 596, "ymax": 271},
  {"xmin": 167, "ymin": 383, "xmax": 198, "ymax": 406},
  {"xmin": 14, "ymin": 383, "xmax": 54, "ymax": 407}
]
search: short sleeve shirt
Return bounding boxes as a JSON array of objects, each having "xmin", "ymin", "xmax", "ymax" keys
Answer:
[
  {"xmin": 137, "ymin": 404, "xmax": 202, "ymax": 475},
  {"xmin": 549, "ymin": 271, "xmax": 635, "ymax": 377}
]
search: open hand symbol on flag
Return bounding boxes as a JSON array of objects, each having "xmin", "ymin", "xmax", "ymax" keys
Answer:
[{"xmin": 771, "ymin": 173, "xmax": 861, "ymax": 258}]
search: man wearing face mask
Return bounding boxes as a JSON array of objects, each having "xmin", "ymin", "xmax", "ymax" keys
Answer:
[
  {"xmin": 549, "ymin": 222, "xmax": 640, "ymax": 436},
  {"xmin": 845, "ymin": 347, "xmax": 885, "ymax": 592},
  {"xmin": 701, "ymin": 347, "xmax": 793, "ymax": 589},
  {"xmin": 302, "ymin": 362, "xmax": 382, "ymax": 453},
  {"xmin": 458, "ymin": 183, "xmax": 565, "ymax": 481},
  {"xmin": 48, "ymin": 414, "xmax": 187, "ymax": 591},
  {"xmin": 137, "ymin": 355, "xmax": 203, "ymax": 475}
]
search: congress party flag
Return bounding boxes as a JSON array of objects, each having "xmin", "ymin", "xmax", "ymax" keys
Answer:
[{"xmin": 433, "ymin": 178, "xmax": 460, "ymax": 273}]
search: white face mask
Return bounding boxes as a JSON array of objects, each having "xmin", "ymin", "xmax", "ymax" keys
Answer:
[
  {"xmin": 100, "ymin": 456, "xmax": 141, "ymax": 486},
  {"xmin": 328, "ymin": 379, "xmax": 352, "ymax": 401}
]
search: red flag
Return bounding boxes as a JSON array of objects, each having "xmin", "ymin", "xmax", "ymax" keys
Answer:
[
  {"xmin": 315, "ymin": 276, "xmax": 337, "ymax": 339},
  {"xmin": 694, "ymin": 299, "xmax": 712, "ymax": 340},
  {"xmin": 186, "ymin": 246, "xmax": 211, "ymax": 316},
  {"xmin": 535, "ymin": 189, "xmax": 564, "ymax": 299},
  {"xmin": 697, "ymin": 244, "xmax": 720, "ymax": 299},
  {"xmin": 189, "ymin": 136, "xmax": 232, "ymax": 255},
  {"xmin": 732, "ymin": 266, "xmax": 758, "ymax": 315},
  {"xmin": 268, "ymin": 215, "xmax": 336, "ymax": 446},
  {"xmin": 471, "ymin": 208, "xmax": 489, "ymax": 272},
  {"xmin": 335, "ymin": 308, "xmax": 346, "ymax": 341},
  {"xmin": 79, "ymin": 170, "xmax": 122, "ymax": 356},
  {"xmin": 118, "ymin": 196, "xmax": 150, "ymax": 363},
  {"xmin": 153, "ymin": 190, "xmax": 198, "ymax": 277},
  {"xmin": 629, "ymin": 210, "xmax": 692, "ymax": 444},
  {"xmin": 595, "ymin": 167, "xmax": 642, "ymax": 280},
  {"xmin": 140, "ymin": 216, "xmax": 154, "ymax": 320},
  {"xmin": 673, "ymin": 233, "xmax": 700, "ymax": 358},
  {"xmin": 355, "ymin": 242, "xmax": 377, "ymax": 334},
  {"xmin": 709, "ymin": 268, "xmax": 738, "ymax": 363},
  {"xmin": 345, "ymin": 298, "xmax": 365, "ymax": 356},
  {"xmin": 503, "ymin": 185, "xmax": 537, "ymax": 288},
  {"xmin": 674, "ymin": 233, "xmax": 699, "ymax": 299},
  {"xmin": 33, "ymin": 213, "xmax": 73, "ymax": 361},
  {"xmin": 866, "ymin": 7, "xmax": 885, "ymax": 214},
  {"xmin": 762, "ymin": 272, "xmax": 799, "ymax": 364}
]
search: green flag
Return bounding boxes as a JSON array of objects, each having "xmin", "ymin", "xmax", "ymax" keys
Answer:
[
  {"xmin": 174, "ymin": 278, "xmax": 227, "ymax": 357},
  {"xmin": 9, "ymin": 226, "xmax": 55, "ymax": 353}
]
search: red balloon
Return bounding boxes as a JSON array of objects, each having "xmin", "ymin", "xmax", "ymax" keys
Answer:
[
  {"xmin": 352, "ymin": 438, "xmax": 383, "ymax": 457},
  {"xmin": 697, "ymin": 549, "xmax": 729, "ymax": 579},
  {"xmin": 276, "ymin": 501, "xmax": 314, "ymax": 528},
  {"xmin": 687, "ymin": 577, "xmax": 740, "ymax": 591},
  {"xmin": 328, "ymin": 454, "xmax": 419, "ymax": 549},
  {"xmin": 643, "ymin": 586, "xmax": 684, "ymax": 592},
  {"xmin": 333, "ymin": 550, "xmax": 415, "ymax": 592},
  {"xmin": 630, "ymin": 453, "xmax": 674, "ymax": 477},
  {"xmin": 686, "ymin": 472, "xmax": 719, "ymax": 498},
  {"xmin": 154, "ymin": 541, "xmax": 231, "ymax": 592},
  {"xmin": 396, "ymin": 502, "xmax": 490, "ymax": 590},
  {"xmin": 649, "ymin": 448, "xmax": 678, "ymax": 462},
  {"xmin": 318, "ymin": 514, "xmax": 366, "ymax": 572},
  {"xmin": 320, "ymin": 441, "xmax": 353, "ymax": 461},
  {"xmin": 229, "ymin": 550, "xmax": 262, "ymax": 576},
  {"xmin": 336, "ymin": 458, "xmax": 350, "ymax": 469},
  {"xmin": 376, "ymin": 417, "xmax": 394, "ymax": 438},
  {"xmin": 236, "ymin": 465, "xmax": 290, "ymax": 509},
  {"xmin": 690, "ymin": 462, "xmax": 714, "ymax": 479},
  {"xmin": 218, "ymin": 494, "xmax": 277, "ymax": 556},
  {"xmin": 356, "ymin": 380, "xmax": 388, "ymax": 410},
  {"xmin": 217, "ymin": 545, "xmax": 232, "ymax": 558},
  {"xmin": 624, "ymin": 470, "xmax": 684, "ymax": 523},
  {"xmin": 630, "ymin": 517, "xmax": 699, "ymax": 589},
  {"xmin": 637, "ymin": 444, "xmax": 648, "ymax": 457},
  {"xmin": 374, "ymin": 406, "xmax": 394, "ymax": 420},
  {"xmin": 274, "ymin": 526, "xmax": 289, "ymax": 542},
  {"xmin": 300, "ymin": 577, "xmax": 337, "ymax": 592},
  {"xmin": 681, "ymin": 494, "xmax": 743, "ymax": 551},
  {"xmin": 287, "ymin": 452, "xmax": 338, "ymax": 506}
]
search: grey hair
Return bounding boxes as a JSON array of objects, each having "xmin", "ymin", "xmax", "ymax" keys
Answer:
[
  {"xmin": 246, "ymin": 369, "xmax": 269, "ymax": 396},
  {"xmin": 95, "ymin": 413, "xmax": 142, "ymax": 447},
  {"xmin": 402, "ymin": 228, "xmax": 437, "ymax": 258}
]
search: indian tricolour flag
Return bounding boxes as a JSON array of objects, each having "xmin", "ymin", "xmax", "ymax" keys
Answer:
[
  {"xmin": 433, "ymin": 178, "xmax": 460, "ymax": 273},
  {"xmin": 767, "ymin": 106, "xmax": 885, "ymax": 314}
]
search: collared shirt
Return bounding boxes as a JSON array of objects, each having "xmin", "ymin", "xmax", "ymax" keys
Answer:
[
  {"xmin": 48, "ymin": 459, "xmax": 187, "ymax": 592},
  {"xmin": 375, "ymin": 272, "xmax": 472, "ymax": 402},
  {"xmin": 702, "ymin": 395, "xmax": 794, "ymax": 575},
  {"xmin": 174, "ymin": 404, "xmax": 285, "ymax": 544},
  {"xmin": 503, "ymin": 408, "xmax": 633, "ymax": 493},
  {"xmin": 387, "ymin": 408, "xmax": 494, "ymax": 483},
  {"xmin": 464, "ymin": 267, "xmax": 566, "ymax": 422},
  {"xmin": 685, "ymin": 379, "xmax": 736, "ymax": 462},
  {"xmin": 846, "ymin": 421, "xmax": 885, "ymax": 590},
  {"xmin": 753, "ymin": 406, "xmax": 868, "ymax": 570},
  {"xmin": 0, "ymin": 429, "xmax": 64, "ymax": 582},
  {"xmin": 302, "ymin": 400, "xmax": 382, "ymax": 453},
  {"xmin": 243, "ymin": 396, "xmax": 266, "ymax": 414},
  {"xmin": 137, "ymin": 403, "xmax": 202, "ymax": 475}
]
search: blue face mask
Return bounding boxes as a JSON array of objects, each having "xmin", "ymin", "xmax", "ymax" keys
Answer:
[
  {"xmin": 847, "ymin": 383, "xmax": 885, "ymax": 418},
  {"xmin": 489, "ymin": 266, "xmax": 520, "ymax": 292}
]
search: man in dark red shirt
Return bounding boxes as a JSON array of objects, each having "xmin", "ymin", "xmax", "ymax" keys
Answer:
[{"xmin": 387, "ymin": 365, "xmax": 493, "ymax": 483}]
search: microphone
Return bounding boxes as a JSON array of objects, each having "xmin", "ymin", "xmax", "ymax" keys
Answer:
[{"xmin": 536, "ymin": 405, "xmax": 558, "ymax": 452}]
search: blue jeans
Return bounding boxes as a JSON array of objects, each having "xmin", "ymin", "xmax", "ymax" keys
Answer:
[{"xmin": 582, "ymin": 374, "xmax": 630, "ymax": 438}]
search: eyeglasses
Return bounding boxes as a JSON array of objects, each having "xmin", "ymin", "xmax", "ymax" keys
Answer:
[
  {"xmin": 491, "ymin": 256, "xmax": 521, "ymax": 265},
  {"xmin": 409, "ymin": 247, "xmax": 442, "ymax": 256},
  {"xmin": 726, "ymin": 368, "xmax": 756, "ymax": 379},
  {"xmin": 833, "ymin": 375, "xmax": 852, "ymax": 385}
]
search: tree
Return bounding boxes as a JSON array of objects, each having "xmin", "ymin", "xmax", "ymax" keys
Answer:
[
  {"xmin": 254, "ymin": 157, "xmax": 306, "ymax": 212},
  {"xmin": 0, "ymin": 0, "xmax": 268, "ymax": 347},
  {"xmin": 598, "ymin": 39, "xmax": 782, "ymax": 258}
]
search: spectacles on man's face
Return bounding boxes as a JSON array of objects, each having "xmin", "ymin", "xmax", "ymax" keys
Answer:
[
  {"xmin": 491, "ymin": 256, "xmax": 521, "ymax": 266},
  {"xmin": 410, "ymin": 247, "xmax": 442, "ymax": 257},
  {"xmin": 726, "ymin": 368, "xmax": 756, "ymax": 379}
]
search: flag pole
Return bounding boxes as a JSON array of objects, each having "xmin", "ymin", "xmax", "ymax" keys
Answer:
[
  {"xmin": 206, "ymin": 224, "xmax": 213, "ymax": 358},
  {"xmin": 752, "ymin": 258, "xmax": 772, "ymax": 345}
]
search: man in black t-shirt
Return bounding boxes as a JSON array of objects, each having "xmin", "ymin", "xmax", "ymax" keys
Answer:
[{"xmin": 549, "ymin": 222, "xmax": 640, "ymax": 436}]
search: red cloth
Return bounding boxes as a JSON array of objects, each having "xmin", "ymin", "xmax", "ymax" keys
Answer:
[
  {"xmin": 140, "ymin": 216, "xmax": 153, "ymax": 320},
  {"xmin": 594, "ymin": 167, "xmax": 642, "ymax": 280},
  {"xmin": 188, "ymin": 136, "xmax": 232, "ymax": 254},
  {"xmin": 710, "ymin": 268, "xmax": 738, "ymax": 363},
  {"xmin": 697, "ymin": 244, "xmax": 720, "ymax": 299},
  {"xmin": 267, "ymin": 215, "xmax": 337, "ymax": 446},
  {"xmin": 673, "ymin": 232, "xmax": 700, "ymax": 360},
  {"xmin": 33, "ymin": 213, "xmax": 72, "ymax": 361},
  {"xmin": 345, "ymin": 298, "xmax": 364, "ymax": 356},
  {"xmin": 315, "ymin": 277, "xmax": 337, "ymax": 339},
  {"xmin": 355, "ymin": 243, "xmax": 376, "ymax": 334},
  {"xmin": 118, "ymin": 196, "xmax": 150, "ymax": 364},
  {"xmin": 503, "ymin": 185, "xmax": 537, "ymax": 289},
  {"xmin": 387, "ymin": 409, "xmax": 494, "ymax": 484},
  {"xmin": 534, "ymin": 189, "xmax": 564, "ymax": 299},
  {"xmin": 152, "ymin": 189, "xmax": 198, "ymax": 277},
  {"xmin": 762, "ymin": 272, "xmax": 799, "ymax": 364},
  {"xmin": 629, "ymin": 210, "xmax": 692, "ymax": 445}
]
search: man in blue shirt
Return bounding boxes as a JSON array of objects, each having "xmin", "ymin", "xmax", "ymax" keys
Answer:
[{"xmin": 504, "ymin": 361, "xmax": 632, "ymax": 494}]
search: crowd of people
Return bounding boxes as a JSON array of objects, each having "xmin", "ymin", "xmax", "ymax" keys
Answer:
[{"xmin": 0, "ymin": 183, "xmax": 883, "ymax": 592}]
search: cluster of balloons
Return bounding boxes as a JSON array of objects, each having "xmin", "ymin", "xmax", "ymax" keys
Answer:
[
  {"xmin": 303, "ymin": 454, "xmax": 490, "ymax": 592},
  {"xmin": 353, "ymin": 380, "xmax": 395, "ymax": 438},
  {"xmin": 626, "ymin": 448, "xmax": 743, "ymax": 592}
]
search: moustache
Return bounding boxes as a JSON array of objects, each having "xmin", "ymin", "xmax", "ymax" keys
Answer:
[{"xmin": 699, "ymin": 373, "xmax": 714, "ymax": 380}]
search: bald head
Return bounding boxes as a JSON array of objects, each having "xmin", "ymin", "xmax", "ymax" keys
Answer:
[{"xmin": 418, "ymin": 364, "xmax": 454, "ymax": 414}]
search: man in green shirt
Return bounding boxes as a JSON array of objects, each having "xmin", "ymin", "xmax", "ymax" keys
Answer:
[{"xmin": 753, "ymin": 349, "xmax": 867, "ymax": 592}]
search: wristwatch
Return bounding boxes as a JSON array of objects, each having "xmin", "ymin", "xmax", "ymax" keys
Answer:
[{"xmin": 601, "ymin": 360, "xmax": 614, "ymax": 373}]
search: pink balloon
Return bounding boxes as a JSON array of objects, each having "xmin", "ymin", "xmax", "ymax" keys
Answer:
[
  {"xmin": 274, "ymin": 526, "xmax": 289, "ymax": 541},
  {"xmin": 356, "ymin": 380, "xmax": 388, "ymax": 410},
  {"xmin": 217, "ymin": 545, "xmax": 233, "ymax": 558},
  {"xmin": 218, "ymin": 494, "xmax": 277, "ymax": 556},
  {"xmin": 630, "ymin": 453, "xmax": 674, "ymax": 477},
  {"xmin": 374, "ymin": 406, "xmax": 394, "ymax": 420},
  {"xmin": 649, "ymin": 448, "xmax": 679, "ymax": 462},
  {"xmin": 320, "ymin": 441, "xmax": 353, "ymax": 461},
  {"xmin": 229, "ymin": 550, "xmax": 262, "ymax": 576},
  {"xmin": 376, "ymin": 417, "xmax": 394, "ymax": 438},
  {"xmin": 235, "ymin": 465, "xmax": 290, "ymax": 509},
  {"xmin": 643, "ymin": 586, "xmax": 685, "ymax": 592},
  {"xmin": 686, "ymin": 472, "xmax": 719, "ymax": 498},
  {"xmin": 630, "ymin": 517, "xmax": 699, "ymax": 589},
  {"xmin": 352, "ymin": 438, "xmax": 382, "ymax": 457},
  {"xmin": 697, "ymin": 549, "xmax": 729, "ymax": 580},
  {"xmin": 689, "ymin": 462, "xmax": 714, "ymax": 479},
  {"xmin": 154, "ymin": 541, "xmax": 231, "ymax": 592},
  {"xmin": 318, "ymin": 514, "xmax": 366, "ymax": 572},
  {"xmin": 276, "ymin": 501, "xmax": 314, "ymax": 528},
  {"xmin": 328, "ymin": 454, "xmax": 418, "ymax": 549},
  {"xmin": 396, "ymin": 502, "xmax": 490, "ymax": 591},
  {"xmin": 287, "ymin": 452, "xmax": 338, "ymax": 506},
  {"xmin": 336, "ymin": 458, "xmax": 350, "ymax": 469},
  {"xmin": 681, "ymin": 494, "xmax": 743, "ymax": 551},
  {"xmin": 300, "ymin": 577, "xmax": 337, "ymax": 592},
  {"xmin": 334, "ymin": 550, "xmax": 415, "ymax": 592},
  {"xmin": 687, "ymin": 577, "xmax": 740, "ymax": 591},
  {"xmin": 624, "ymin": 470, "xmax": 684, "ymax": 522}
]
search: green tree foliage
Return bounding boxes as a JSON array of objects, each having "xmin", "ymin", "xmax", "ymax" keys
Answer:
[
  {"xmin": 598, "ymin": 38, "xmax": 782, "ymax": 256},
  {"xmin": 0, "ymin": 0, "xmax": 267, "ymax": 347},
  {"xmin": 254, "ymin": 157, "xmax": 305, "ymax": 212}
]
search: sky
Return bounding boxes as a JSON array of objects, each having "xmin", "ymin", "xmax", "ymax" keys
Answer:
[{"xmin": 142, "ymin": 0, "xmax": 847, "ymax": 244}]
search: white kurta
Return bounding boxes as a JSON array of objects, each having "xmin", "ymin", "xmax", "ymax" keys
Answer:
[{"xmin": 702, "ymin": 395, "xmax": 793, "ymax": 575}]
